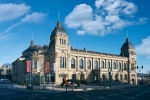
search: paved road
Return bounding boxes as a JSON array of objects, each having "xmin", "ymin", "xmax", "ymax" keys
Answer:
[{"xmin": 0, "ymin": 86, "xmax": 150, "ymax": 100}]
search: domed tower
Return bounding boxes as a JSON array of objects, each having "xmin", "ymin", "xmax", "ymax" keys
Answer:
[
  {"xmin": 46, "ymin": 21, "xmax": 71, "ymax": 83},
  {"xmin": 120, "ymin": 38, "xmax": 137, "ymax": 84},
  {"xmin": 120, "ymin": 38, "xmax": 136, "ymax": 57}
]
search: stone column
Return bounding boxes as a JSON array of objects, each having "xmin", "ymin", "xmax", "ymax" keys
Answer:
[
  {"xmin": 84, "ymin": 57, "xmax": 87, "ymax": 71},
  {"xmin": 76, "ymin": 56, "xmax": 79, "ymax": 71}
]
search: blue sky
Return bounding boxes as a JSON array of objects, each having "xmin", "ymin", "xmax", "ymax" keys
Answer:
[{"xmin": 0, "ymin": 0, "xmax": 150, "ymax": 73}]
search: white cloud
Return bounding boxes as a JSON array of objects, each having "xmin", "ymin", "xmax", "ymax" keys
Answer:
[
  {"xmin": 136, "ymin": 36, "xmax": 150, "ymax": 57},
  {"xmin": 0, "ymin": 3, "xmax": 30, "ymax": 23},
  {"xmin": 138, "ymin": 17, "xmax": 148, "ymax": 24},
  {"xmin": 0, "ymin": 3, "xmax": 47, "ymax": 41},
  {"xmin": 65, "ymin": 4, "xmax": 93, "ymax": 28},
  {"xmin": 21, "ymin": 12, "xmax": 47, "ymax": 23},
  {"xmin": 65, "ymin": 0, "xmax": 146, "ymax": 36}
]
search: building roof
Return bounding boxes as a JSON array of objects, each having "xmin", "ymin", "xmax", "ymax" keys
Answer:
[
  {"xmin": 23, "ymin": 40, "xmax": 48, "ymax": 53},
  {"xmin": 121, "ymin": 38, "xmax": 135, "ymax": 49},
  {"xmin": 50, "ymin": 21, "xmax": 68, "ymax": 38},
  {"xmin": 71, "ymin": 47, "xmax": 125, "ymax": 57}
]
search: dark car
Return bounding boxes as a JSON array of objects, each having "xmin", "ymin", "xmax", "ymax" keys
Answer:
[{"xmin": 0, "ymin": 79, "xmax": 11, "ymax": 84}]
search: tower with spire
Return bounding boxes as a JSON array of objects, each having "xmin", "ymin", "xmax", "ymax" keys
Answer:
[
  {"xmin": 120, "ymin": 37, "xmax": 137, "ymax": 84},
  {"xmin": 46, "ymin": 20, "xmax": 71, "ymax": 81}
]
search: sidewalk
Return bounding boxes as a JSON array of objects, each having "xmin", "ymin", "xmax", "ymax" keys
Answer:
[{"xmin": 0, "ymin": 83, "xmax": 138, "ymax": 93}]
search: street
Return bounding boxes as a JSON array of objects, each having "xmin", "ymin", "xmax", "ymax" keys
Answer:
[{"xmin": 0, "ymin": 86, "xmax": 150, "ymax": 100}]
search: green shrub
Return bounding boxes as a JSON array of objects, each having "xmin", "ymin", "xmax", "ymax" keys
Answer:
[{"xmin": 76, "ymin": 80, "xmax": 87, "ymax": 84}]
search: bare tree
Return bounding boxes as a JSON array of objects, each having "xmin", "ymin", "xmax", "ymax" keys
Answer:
[{"xmin": 2, "ymin": 63, "xmax": 12, "ymax": 67}]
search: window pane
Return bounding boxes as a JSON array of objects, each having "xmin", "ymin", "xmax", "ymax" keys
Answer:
[
  {"xmin": 124, "ymin": 63, "xmax": 126, "ymax": 70},
  {"xmin": 118, "ymin": 63, "xmax": 121, "ymax": 70},
  {"xmin": 80, "ymin": 59, "xmax": 83, "ymax": 69},
  {"xmin": 94, "ymin": 60, "xmax": 98, "ymax": 69},
  {"xmin": 71, "ymin": 58, "xmax": 75, "ymax": 69},
  {"xmin": 87, "ymin": 60, "xmax": 91, "ymax": 69},
  {"xmin": 107, "ymin": 61, "xmax": 110, "ymax": 69},
  {"xmin": 60, "ymin": 57, "xmax": 66, "ymax": 68},
  {"xmin": 113, "ymin": 62, "xmax": 116, "ymax": 69},
  {"xmin": 34, "ymin": 61, "xmax": 37, "ymax": 68},
  {"xmin": 64, "ymin": 40, "xmax": 66, "ymax": 45},
  {"xmin": 101, "ymin": 61, "xmax": 104, "ymax": 69}
]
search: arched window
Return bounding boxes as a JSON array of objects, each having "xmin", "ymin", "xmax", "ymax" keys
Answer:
[
  {"xmin": 118, "ymin": 62, "xmax": 121, "ymax": 70},
  {"xmin": 60, "ymin": 57, "xmax": 66, "ymax": 68},
  {"xmin": 101, "ymin": 61, "xmax": 104, "ymax": 69},
  {"xmin": 94, "ymin": 60, "xmax": 98, "ymax": 69},
  {"xmin": 79, "ymin": 59, "xmax": 83, "ymax": 69},
  {"xmin": 124, "ymin": 63, "xmax": 126, "ymax": 70},
  {"xmin": 87, "ymin": 60, "xmax": 91, "ymax": 69},
  {"xmin": 113, "ymin": 62, "xmax": 116, "ymax": 69},
  {"xmin": 107, "ymin": 61, "xmax": 110, "ymax": 69},
  {"xmin": 71, "ymin": 58, "xmax": 75, "ymax": 69}
]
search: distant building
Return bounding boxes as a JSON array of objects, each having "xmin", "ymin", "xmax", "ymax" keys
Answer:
[
  {"xmin": 0, "ymin": 65, "xmax": 12, "ymax": 80},
  {"xmin": 12, "ymin": 21, "xmax": 137, "ymax": 85},
  {"xmin": 137, "ymin": 73, "xmax": 150, "ymax": 85}
]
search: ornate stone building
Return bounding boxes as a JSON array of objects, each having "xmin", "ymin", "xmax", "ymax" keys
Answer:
[{"xmin": 12, "ymin": 21, "xmax": 137, "ymax": 85}]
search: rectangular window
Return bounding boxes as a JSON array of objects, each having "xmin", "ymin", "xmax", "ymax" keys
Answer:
[
  {"xmin": 64, "ymin": 40, "xmax": 66, "ymax": 45},
  {"xmin": 71, "ymin": 59, "xmax": 75, "ymax": 69},
  {"xmin": 62, "ymin": 39, "xmax": 64, "ymax": 44},
  {"xmin": 60, "ymin": 39, "xmax": 61, "ymax": 44},
  {"xmin": 34, "ymin": 61, "xmax": 37, "ymax": 69},
  {"xmin": 60, "ymin": 57, "xmax": 66, "ymax": 68}
]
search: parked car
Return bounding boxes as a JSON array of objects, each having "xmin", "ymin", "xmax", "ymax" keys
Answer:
[{"xmin": 0, "ymin": 79, "xmax": 11, "ymax": 84}]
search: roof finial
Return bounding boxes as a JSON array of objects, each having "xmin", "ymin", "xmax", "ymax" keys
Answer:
[
  {"xmin": 127, "ymin": 31, "xmax": 128, "ymax": 38},
  {"xmin": 58, "ymin": 9, "xmax": 60, "ymax": 21},
  {"xmin": 32, "ymin": 34, "xmax": 33, "ymax": 40},
  {"xmin": 57, "ymin": 9, "xmax": 61, "ymax": 27},
  {"xmin": 30, "ymin": 34, "xmax": 34, "ymax": 47}
]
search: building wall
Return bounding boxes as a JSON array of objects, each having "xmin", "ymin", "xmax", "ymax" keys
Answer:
[{"xmin": 12, "ymin": 22, "xmax": 137, "ymax": 85}]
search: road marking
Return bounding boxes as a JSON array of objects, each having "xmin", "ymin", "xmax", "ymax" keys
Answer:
[{"xmin": 77, "ymin": 95, "xmax": 89, "ymax": 100}]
